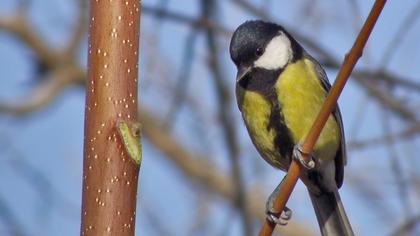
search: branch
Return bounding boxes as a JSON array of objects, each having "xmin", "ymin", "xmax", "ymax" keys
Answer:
[
  {"xmin": 80, "ymin": 1, "xmax": 141, "ymax": 235},
  {"xmin": 0, "ymin": 65, "xmax": 84, "ymax": 116},
  {"xmin": 259, "ymin": 1, "xmax": 387, "ymax": 235},
  {"xmin": 141, "ymin": 5, "xmax": 230, "ymax": 36},
  {"xmin": 65, "ymin": 0, "xmax": 88, "ymax": 56},
  {"xmin": 201, "ymin": 1, "xmax": 252, "ymax": 235},
  {"xmin": 142, "ymin": 3, "xmax": 420, "ymax": 122},
  {"xmin": 390, "ymin": 214, "xmax": 420, "ymax": 236},
  {"xmin": 0, "ymin": 192, "xmax": 27, "ymax": 236},
  {"xmin": 379, "ymin": 1, "xmax": 420, "ymax": 68},
  {"xmin": 230, "ymin": 0, "xmax": 335, "ymax": 62},
  {"xmin": 347, "ymin": 123, "xmax": 420, "ymax": 150},
  {"xmin": 163, "ymin": 28, "xmax": 199, "ymax": 128},
  {"xmin": 0, "ymin": 12, "xmax": 58, "ymax": 66},
  {"xmin": 381, "ymin": 109, "xmax": 412, "ymax": 218},
  {"xmin": 139, "ymin": 108, "xmax": 314, "ymax": 236},
  {"xmin": 354, "ymin": 70, "xmax": 420, "ymax": 92},
  {"xmin": 356, "ymin": 77, "xmax": 417, "ymax": 122}
]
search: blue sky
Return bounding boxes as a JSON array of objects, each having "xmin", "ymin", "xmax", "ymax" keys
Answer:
[{"xmin": 1, "ymin": 0, "xmax": 419, "ymax": 235}]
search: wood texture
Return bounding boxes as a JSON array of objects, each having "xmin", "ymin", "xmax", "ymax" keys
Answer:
[{"xmin": 81, "ymin": 1, "xmax": 141, "ymax": 235}]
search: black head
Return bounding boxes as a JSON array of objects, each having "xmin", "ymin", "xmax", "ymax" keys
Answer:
[
  {"xmin": 229, "ymin": 20, "xmax": 303, "ymax": 81},
  {"xmin": 230, "ymin": 20, "xmax": 282, "ymax": 67}
]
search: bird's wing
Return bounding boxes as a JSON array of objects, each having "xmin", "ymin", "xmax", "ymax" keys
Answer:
[{"xmin": 305, "ymin": 51, "xmax": 347, "ymax": 188}]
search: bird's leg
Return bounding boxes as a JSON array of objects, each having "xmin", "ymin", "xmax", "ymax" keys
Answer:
[
  {"xmin": 293, "ymin": 142, "xmax": 315, "ymax": 169},
  {"xmin": 266, "ymin": 177, "xmax": 293, "ymax": 225}
]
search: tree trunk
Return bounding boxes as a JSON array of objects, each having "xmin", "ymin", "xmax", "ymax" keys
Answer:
[{"xmin": 81, "ymin": 1, "xmax": 141, "ymax": 235}]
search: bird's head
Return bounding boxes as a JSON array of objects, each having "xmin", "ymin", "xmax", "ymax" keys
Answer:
[{"xmin": 229, "ymin": 20, "xmax": 302, "ymax": 82}]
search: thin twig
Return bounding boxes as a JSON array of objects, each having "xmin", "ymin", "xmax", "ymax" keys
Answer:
[
  {"xmin": 65, "ymin": 0, "xmax": 88, "ymax": 56},
  {"xmin": 390, "ymin": 214, "xmax": 420, "ymax": 236},
  {"xmin": 202, "ymin": 1, "xmax": 252, "ymax": 235},
  {"xmin": 348, "ymin": 123, "xmax": 420, "ymax": 150},
  {"xmin": 139, "ymin": 108, "xmax": 315, "ymax": 236},
  {"xmin": 0, "ymin": 193, "xmax": 27, "ymax": 236},
  {"xmin": 380, "ymin": 1, "xmax": 420, "ymax": 67},
  {"xmin": 141, "ymin": 5, "xmax": 231, "ymax": 36},
  {"xmin": 258, "ymin": 1, "xmax": 387, "ymax": 235},
  {"xmin": 356, "ymin": 77, "xmax": 417, "ymax": 122},
  {"xmin": 164, "ymin": 28, "xmax": 199, "ymax": 128},
  {"xmin": 381, "ymin": 108, "xmax": 412, "ymax": 218},
  {"xmin": 0, "ymin": 13, "xmax": 58, "ymax": 65},
  {"xmin": 142, "ymin": 3, "xmax": 420, "ymax": 120}
]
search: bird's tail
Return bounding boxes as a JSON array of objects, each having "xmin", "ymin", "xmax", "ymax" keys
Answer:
[{"xmin": 308, "ymin": 189, "xmax": 354, "ymax": 236}]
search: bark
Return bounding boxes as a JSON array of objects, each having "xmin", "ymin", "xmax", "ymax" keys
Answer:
[{"xmin": 81, "ymin": 1, "xmax": 141, "ymax": 235}]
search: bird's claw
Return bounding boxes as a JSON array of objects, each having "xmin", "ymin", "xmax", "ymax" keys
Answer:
[
  {"xmin": 293, "ymin": 143, "xmax": 315, "ymax": 169},
  {"xmin": 266, "ymin": 206, "xmax": 293, "ymax": 225}
]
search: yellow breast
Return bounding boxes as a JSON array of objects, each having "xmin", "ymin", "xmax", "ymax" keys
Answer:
[
  {"xmin": 236, "ymin": 86, "xmax": 285, "ymax": 168},
  {"xmin": 276, "ymin": 58, "xmax": 340, "ymax": 162},
  {"xmin": 237, "ymin": 58, "xmax": 340, "ymax": 169}
]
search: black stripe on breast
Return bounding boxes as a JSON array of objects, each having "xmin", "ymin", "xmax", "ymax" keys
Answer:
[
  {"xmin": 238, "ymin": 68, "xmax": 295, "ymax": 161},
  {"xmin": 266, "ymin": 91, "xmax": 294, "ymax": 161}
]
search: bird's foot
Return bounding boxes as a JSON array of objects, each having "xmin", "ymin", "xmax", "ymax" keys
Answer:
[
  {"xmin": 266, "ymin": 205, "xmax": 292, "ymax": 225},
  {"xmin": 266, "ymin": 177, "xmax": 293, "ymax": 225},
  {"xmin": 293, "ymin": 143, "xmax": 315, "ymax": 169}
]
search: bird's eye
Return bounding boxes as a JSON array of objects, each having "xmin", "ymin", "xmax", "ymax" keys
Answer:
[{"xmin": 255, "ymin": 47, "xmax": 263, "ymax": 56}]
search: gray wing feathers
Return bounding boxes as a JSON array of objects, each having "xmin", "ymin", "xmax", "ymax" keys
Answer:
[{"xmin": 304, "ymin": 51, "xmax": 347, "ymax": 188}]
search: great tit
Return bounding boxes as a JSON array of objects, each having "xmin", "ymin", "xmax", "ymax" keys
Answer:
[{"xmin": 230, "ymin": 20, "xmax": 354, "ymax": 236}]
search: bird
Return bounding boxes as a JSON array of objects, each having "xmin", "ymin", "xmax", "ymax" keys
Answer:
[{"xmin": 229, "ymin": 20, "xmax": 354, "ymax": 236}]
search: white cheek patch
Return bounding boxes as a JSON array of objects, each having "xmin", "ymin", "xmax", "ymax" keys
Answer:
[{"xmin": 254, "ymin": 32, "xmax": 292, "ymax": 70}]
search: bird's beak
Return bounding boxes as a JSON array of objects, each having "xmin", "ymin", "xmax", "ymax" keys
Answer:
[{"xmin": 236, "ymin": 65, "xmax": 251, "ymax": 82}]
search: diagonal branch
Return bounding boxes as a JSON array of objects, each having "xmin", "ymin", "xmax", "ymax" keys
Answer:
[
  {"xmin": 141, "ymin": 5, "xmax": 230, "ymax": 36},
  {"xmin": 65, "ymin": 0, "xmax": 88, "ymax": 56},
  {"xmin": 139, "ymin": 108, "xmax": 314, "ymax": 236},
  {"xmin": 0, "ymin": 13, "xmax": 58, "ymax": 66},
  {"xmin": 142, "ymin": 3, "xmax": 420, "ymax": 123},
  {"xmin": 0, "ymin": 192, "xmax": 27, "ymax": 236},
  {"xmin": 259, "ymin": 0, "xmax": 387, "ymax": 235},
  {"xmin": 201, "ymin": 1, "xmax": 252, "ymax": 235},
  {"xmin": 347, "ymin": 123, "xmax": 420, "ymax": 150},
  {"xmin": 0, "ymin": 65, "xmax": 84, "ymax": 116}
]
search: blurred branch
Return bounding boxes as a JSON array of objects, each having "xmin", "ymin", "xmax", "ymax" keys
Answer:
[
  {"xmin": 139, "ymin": 108, "xmax": 314, "ymax": 236},
  {"xmin": 142, "ymin": 201, "xmax": 174, "ymax": 236},
  {"xmin": 347, "ymin": 173, "xmax": 394, "ymax": 222},
  {"xmin": 390, "ymin": 214, "xmax": 420, "ymax": 236},
  {"xmin": 65, "ymin": 0, "xmax": 88, "ymax": 56},
  {"xmin": 381, "ymin": 109, "xmax": 411, "ymax": 218},
  {"xmin": 143, "ymin": 2, "xmax": 420, "ymax": 123},
  {"xmin": 379, "ymin": 1, "xmax": 420, "ymax": 67},
  {"xmin": 164, "ymin": 28, "xmax": 199, "ymax": 128},
  {"xmin": 230, "ymin": 0, "xmax": 335, "ymax": 63},
  {"xmin": 355, "ymin": 70, "xmax": 420, "ymax": 92},
  {"xmin": 356, "ymin": 78, "xmax": 417, "ymax": 122},
  {"xmin": 0, "ymin": 193, "xmax": 27, "ymax": 236},
  {"xmin": 259, "ymin": 0, "xmax": 386, "ymax": 234},
  {"xmin": 0, "ymin": 136, "xmax": 80, "ymax": 221},
  {"xmin": 0, "ymin": 65, "xmax": 84, "ymax": 116},
  {"xmin": 348, "ymin": 123, "xmax": 420, "ymax": 150},
  {"xmin": 2, "ymin": 73, "xmax": 311, "ymax": 235},
  {"xmin": 0, "ymin": 5, "xmax": 87, "ymax": 117},
  {"xmin": 0, "ymin": 12, "xmax": 59, "ymax": 65},
  {"xmin": 186, "ymin": 192, "xmax": 212, "ymax": 236},
  {"xmin": 201, "ymin": 1, "xmax": 252, "ymax": 235},
  {"xmin": 0, "ymin": 2, "xmax": 418, "ymax": 235},
  {"xmin": 142, "ymin": 5, "xmax": 230, "ymax": 36},
  {"xmin": 231, "ymin": 0, "xmax": 419, "ymax": 124}
]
